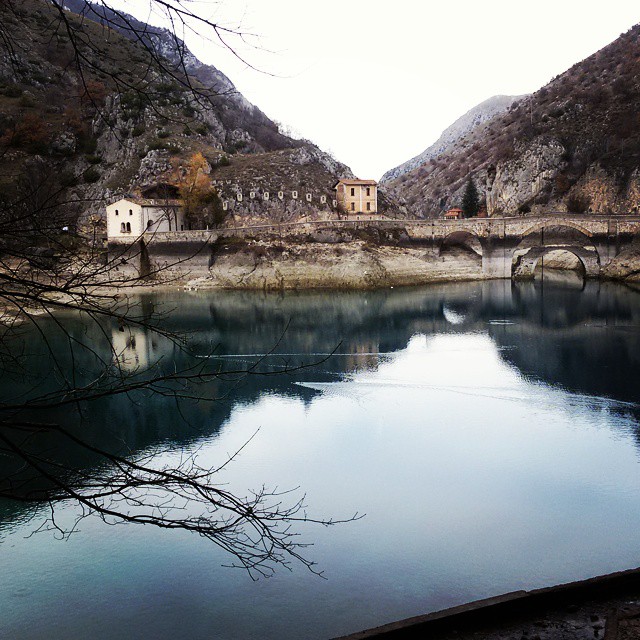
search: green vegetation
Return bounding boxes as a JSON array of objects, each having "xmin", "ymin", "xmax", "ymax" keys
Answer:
[
  {"xmin": 461, "ymin": 178, "xmax": 480, "ymax": 218},
  {"xmin": 148, "ymin": 139, "xmax": 170, "ymax": 151}
]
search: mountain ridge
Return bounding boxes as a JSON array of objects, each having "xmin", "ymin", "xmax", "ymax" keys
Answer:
[
  {"xmin": 384, "ymin": 24, "xmax": 640, "ymax": 217},
  {"xmin": 380, "ymin": 95, "xmax": 525, "ymax": 184},
  {"xmin": 0, "ymin": 0, "xmax": 368, "ymax": 233}
]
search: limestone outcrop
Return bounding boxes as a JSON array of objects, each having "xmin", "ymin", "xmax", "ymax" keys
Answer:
[
  {"xmin": 486, "ymin": 139, "xmax": 566, "ymax": 215},
  {"xmin": 383, "ymin": 24, "xmax": 640, "ymax": 218}
]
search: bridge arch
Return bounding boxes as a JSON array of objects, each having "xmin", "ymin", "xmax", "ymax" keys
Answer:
[
  {"xmin": 512, "ymin": 245, "xmax": 600, "ymax": 279},
  {"xmin": 511, "ymin": 223, "xmax": 601, "ymax": 279},
  {"xmin": 520, "ymin": 220, "xmax": 595, "ymax": 239},
  {"xmin": 438, "ymin": 230, "xmax": 484, "ymax": 258}
]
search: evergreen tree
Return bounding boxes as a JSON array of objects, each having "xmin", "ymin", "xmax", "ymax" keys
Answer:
[{"xmin": 461, "ymin": 177, "xmax": 480, "ymax": 218}]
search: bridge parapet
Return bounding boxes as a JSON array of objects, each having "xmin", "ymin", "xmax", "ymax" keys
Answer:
[{"xmin": 106, "ymin": 214, "xmax": 640, "ymax": 245}]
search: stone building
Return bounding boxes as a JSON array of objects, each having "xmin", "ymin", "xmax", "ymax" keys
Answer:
[
  {"xmin": 335, "ymin": 179, "xmax": 378, "ymax": 215},
  {"xmin": 106, "ymin": 197, "xmax": 186, "ymax": 238}
]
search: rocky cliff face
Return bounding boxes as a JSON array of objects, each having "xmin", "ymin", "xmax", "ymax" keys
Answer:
[
  {"xmin": 384, "ymin": 24, "xmax": 640, "ymax": 218},
  {"xmin": 60, "ymin": 0, "xmax": 293, "ymax": 153},
  {"xmin": 0, "ymin": 0, "xmax": 367, "ymax": 233},
  {"xmin": 380, "ymin": 95, "xmax": 523, "ymax": 184}
]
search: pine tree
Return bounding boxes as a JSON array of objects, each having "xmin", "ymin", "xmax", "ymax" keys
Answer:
[{"xmin": 461, "ymin": 177, "xmax": 480, "ymax": 218}]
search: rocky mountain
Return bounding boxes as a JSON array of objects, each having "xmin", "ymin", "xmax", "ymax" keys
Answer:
[
  {"xmin": 60, "ymin": 0, "xmax": 285, "ymax": 150},
  {"xmin": 380, "ymin": 95, "xmax": 523, "ymax": 184},
  {"xmin": 385, "ymin": 25, "xmax": 640, "ymax": 217},
  {"xmin": 0, "ymin": 0, "xmax": 365, "ymax": 233}
]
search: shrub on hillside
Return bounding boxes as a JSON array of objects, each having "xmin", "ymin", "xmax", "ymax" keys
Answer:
[
  {"xmin": 0, "ymin": 113, "xmax": 50, "ymax": 153},
  {"xmin": 566, "ymin": 193, "xmax": 591, "ymax": 214},
  {"xmin": 83, "ymin": 167, "xmax": 101, "ymax": 184}
]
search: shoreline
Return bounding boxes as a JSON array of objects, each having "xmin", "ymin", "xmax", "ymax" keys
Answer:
[
  {"xmin": 106, "ymin": 230, "xmax": 640, "ymax": 292},
  {"xmin": 334, "ymin": 566, "xmax": 640, "ymax": 639}
]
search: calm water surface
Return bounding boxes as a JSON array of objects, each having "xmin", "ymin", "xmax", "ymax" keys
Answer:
[{"xmin": 2, "ymin": 279, "xmax": 640, "ymax": 639}]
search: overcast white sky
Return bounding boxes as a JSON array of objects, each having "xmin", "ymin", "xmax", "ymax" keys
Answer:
[{"xmin": 119, "ymin": 1, "xmax": 639, "ymax": 179}]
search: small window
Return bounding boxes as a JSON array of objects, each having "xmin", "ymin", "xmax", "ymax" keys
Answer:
[
  {"xmin": 120, "ymin": 222, "xmax": 126, "ymax": 233},
  {"xmin": 350, "ymin": 187, "xmax": 355, "ymax": 196},
  {"xmin": 292, "ymin": 191, "xmax": 298, "ymax": 199},
  {"xmin": 350, "ymin": 202, "xmax": 355, "ymax": 211},
  {"xmin": 129, "ymin": 209, "xmax": 133, "ymax": 216},
  {"xmin": 366, "ymin": 202, "xmax": 371, "ymax": 211},
  {"xmin": 366, "ymin": 187, "xmax": 371, "ymax": 196},
  {"xmin": 147, "ymin": 219, "xmax": 154, "ymax": 228},
  {"xmin": 126, "ymin": 222, "xmax": 131, "ymax": 233},
  {"xmin": 115, "ymin": 209, "xmax": 119, "ymax": 216}
]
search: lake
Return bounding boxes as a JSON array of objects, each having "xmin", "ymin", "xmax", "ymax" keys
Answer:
[{"xmin": 2, "ymin": 278, "xmax": 640, "ymax": 639}]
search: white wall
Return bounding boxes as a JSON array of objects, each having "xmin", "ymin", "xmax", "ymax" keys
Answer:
[
  {"xmin": 106, "ymin": 200, "xmax": 187, "ymax": 237},
  {"xmin": 141, "ymin": 206, "xmax": 186, "ymax": 233},
  {"xmin": 106, "ymin": 199, "xmax": 143, "ymax": 238}
]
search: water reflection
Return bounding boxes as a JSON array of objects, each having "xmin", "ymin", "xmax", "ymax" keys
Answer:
[
  {"xmin": 3, "ymin": 279, "xmax": 640, "ymax": 510},
  {"xmin": 3, "ymin": 280, "xmax": 640, "ymax": 639}
]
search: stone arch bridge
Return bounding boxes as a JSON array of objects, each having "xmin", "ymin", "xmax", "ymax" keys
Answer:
[
  {"xmin": 109, "ymin": 213, "xmax": 640, "ymax": 280},
  {"xmin": 404, "ymin": 214, "xmax": 638, "ymax": 278}
]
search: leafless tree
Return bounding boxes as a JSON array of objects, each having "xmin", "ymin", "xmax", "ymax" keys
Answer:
[{"xmin": 0, "ymin": 0, "xmax": 358, "ymax": 578}]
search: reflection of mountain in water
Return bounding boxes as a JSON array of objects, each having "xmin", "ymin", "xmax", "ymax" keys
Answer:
[{"xmin": 2, "ymin": 280, "xmax": 640, "ymax": 525}]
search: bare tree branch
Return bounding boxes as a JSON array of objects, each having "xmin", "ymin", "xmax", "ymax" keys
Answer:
[{"xmin": 0, "ymin": 0, "xmax": 359, "ymax": 577}]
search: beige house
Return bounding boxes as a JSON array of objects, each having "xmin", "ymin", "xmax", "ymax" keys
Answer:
[
  {"xmin": 335, "ymin": 179, "xmax": 378, "ymax": 215},
  {"xmin": 106, "ymin": 197, "xmax": 186, "ymax": 239}
]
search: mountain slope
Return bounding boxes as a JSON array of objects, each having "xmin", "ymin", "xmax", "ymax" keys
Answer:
[
  {"xmin": 0, "ymin": 0, "xmax": 364, "ymax": 232},
  {"xmin": 60, "ymin": 0, "xmax": 295, "ymax": 153},
  {"xmin": 381, "ymin": 95, "xmax": 524, "ymax": 184},
  {"xmin": 385, "ymin": 25, "xmax": 640, "ymax": 217}
]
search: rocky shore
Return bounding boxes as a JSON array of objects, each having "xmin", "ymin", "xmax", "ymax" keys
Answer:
[
  {"xmin": 136, "ymin": 240, "xmax": 640, "ymax": 292},
  {"xmin": 183, "ymin": 241, "xmax": 485, "ymax": 290},
  {"xmin": 106, "ymin": 217, "xmax": 640, "ymax": 291}
]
